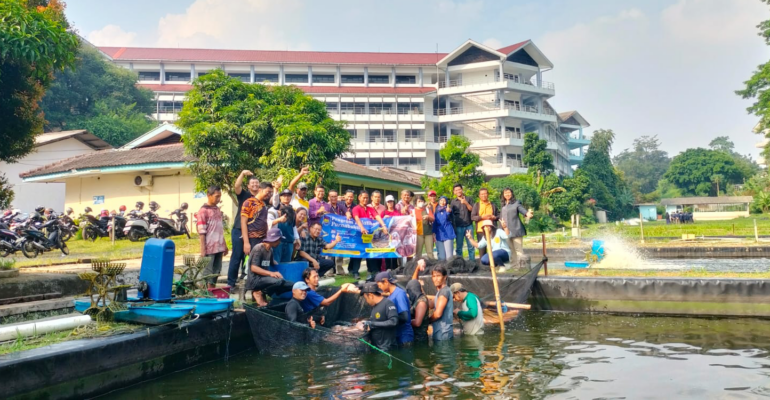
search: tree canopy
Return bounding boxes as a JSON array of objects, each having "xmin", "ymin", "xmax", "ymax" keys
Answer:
[
  {"xmin": 177, "ymin": 70, "xmax": 350, "ymax": 198},
  {"xmin": 663, "ymin": 148, "xmax": 745, "ymax": 196},
  {"xmin": 40, "ymin": 44, "xmax": 156, "ymax": 146},
  {"xmin": 421, "ymin": 135, "xmax": 485, "ymax": 199},
  {"xmin": 487, "ymin": 175, "xmax": 541, "ymax": 210},
  {"xmin": 613, "ymin": 135, "xmax": 670, "ymax": 198},
  {"xmin": 707, "ymin": 135, "xmax": 760, "ymax": 182},
  {"xmin": 579, "ymin": 129, "xmax": 629, "ymax": 219},
  {"xmin": 522, "ymin": 131, "xmax": 553, "ymax": 178},
  {"xmin": 736, "ymin": 1, "xmax": 770, "ymax": 159}
]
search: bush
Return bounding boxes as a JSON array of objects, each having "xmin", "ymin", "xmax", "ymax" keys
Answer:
[
  {"xmin": 527, "ymin": 211, "xmax": 556, "ymax": 233},
  {"xmin": 488, "ymin": 175, "xmax": 540, "ymax": 210},
  {"xmin": 0, "ymin": 259, "xmax": 17, "ymax": 270}
]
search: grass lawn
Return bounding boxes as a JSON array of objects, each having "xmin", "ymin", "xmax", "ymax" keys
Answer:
[
  {"xmin": 579, "ymin": 216, "xmax": 770, "ymax": 240},
  {"xmin": 0, "ymin": 321, "xmax": 141, "ymax": 355},
  {"xmin": 11, "ymin": 234, "xmax": 210, "ymax": 268}
]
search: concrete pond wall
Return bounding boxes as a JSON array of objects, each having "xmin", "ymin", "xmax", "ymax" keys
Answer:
[{"xmin": 524, "ymin": 245, "xmax": 770, "ymax": 261}]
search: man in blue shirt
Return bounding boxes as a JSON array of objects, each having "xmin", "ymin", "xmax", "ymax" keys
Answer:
[
  {"xmin": 375, "ymin": 271, "xmax": 414, "ymax": 346},
  {"xmin": 299, "ymin": 267, "xmax": 357, "ymax": 315}
]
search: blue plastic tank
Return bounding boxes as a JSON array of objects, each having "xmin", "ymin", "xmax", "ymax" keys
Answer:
[
  {"xmin": 139, "ymin": 239, "xmax": 176, "ymax": 301},
  {"xmin": 591, "ymin": 240, "xmax": 605, "ymax": 262},
  {"xmin": 270, "ymin": 261, "xmax": 309, "ymax": 299}
]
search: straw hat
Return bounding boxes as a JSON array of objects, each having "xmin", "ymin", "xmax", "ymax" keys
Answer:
[{"xmin": 479, "ymin": 220, "xmax": 495, "ymax": 229}]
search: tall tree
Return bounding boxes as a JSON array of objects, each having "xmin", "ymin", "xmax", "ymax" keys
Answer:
[
  {"xmin": 487, "ymin": 175, "xmax": 541, "ymax": 210},
  {"xmin": 736, "ymin": 2, "xmax": 770, "ymax": 159},
  {"xmin": 663, "ymin": 148, "xmax": 744, "ymax": 196},
  {"xmin": 177, "ymin": 70, "xmax": 350, "ymax": 199},
  {"xmin": 421, "ymin": 135, "xmax": 485, "ymax": 199},
  {"xmin": 41, "ymin": 44, "xmax": 156, "ymax": 146},
  {"xmin": 613, "ymin": 135, "xmax": 670, "ymax": 198},
  {"xmin": 580, "ymin": 129, "xmax": 628, "ymax": 219},
  {"xmin": 0, "ymin": 0, "xmax": 78, "ymax": 205},
  {"xmin": 708, "ymin": 135, "xmax": 760, "ymax": 181},
  {"xmin": 522, "ymin": 131, "xmax": 554, "ymax": 181}
]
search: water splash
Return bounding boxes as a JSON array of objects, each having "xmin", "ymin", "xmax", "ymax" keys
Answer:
[{"xmin": 591, "ymin": 236, "xmax": 650, "ymax": 269}]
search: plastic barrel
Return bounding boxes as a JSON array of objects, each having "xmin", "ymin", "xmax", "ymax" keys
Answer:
[
  {"xmin": 139, "ymin": 239, "xmax": 176, "ymax": 301},
  {"xmin": 270, "ymin": 261, "xmax": 309, "ymax": 299}
]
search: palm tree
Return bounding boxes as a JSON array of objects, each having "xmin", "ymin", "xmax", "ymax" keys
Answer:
[
  {"xmin": 711, "ymin": 174, "xmax": 724, "ymax": 196},
  {"xmin": 754, "ymin": 191, "xmax": 770, "ymax": 213}
]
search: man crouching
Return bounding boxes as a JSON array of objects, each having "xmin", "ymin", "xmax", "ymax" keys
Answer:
[{"xmin": 246, "ymin": 227, "xmax": 293, "ymax": 306}]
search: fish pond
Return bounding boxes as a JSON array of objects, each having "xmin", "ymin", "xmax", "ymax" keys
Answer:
[{"xmin": 108, "ymin": 311, "xmax": 770, "ymax": 399}]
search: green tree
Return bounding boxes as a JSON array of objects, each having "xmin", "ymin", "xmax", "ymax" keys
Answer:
[
  {"xmin": 177, "ymin": 70, "xmax": 350, "ymax": 199},
  {"xmin": 0, "ymin": 175, "xmax": 14, "ymax": 209},
  {"xmin": 41, "ymin": 44, "xmax": 156, "ymax": 146},
  {"xmin": 737, "ymin": 1, "xmax": 770, "ymax": 158},
  {"xmin": 487, "ymin": 175, "xmax": 541, "ymax": 210},
  {"xmin": 613, "ymin": 135, "xmax": 670, "ymax": 198},
  {"xmin": 522, "ymin": 132, "xmax": 553, "ymax": 181},
  {"xmin": 0, "ymin": 0, "xmax": 78, "ymax": 206},
  {"xmin": 708, "ymin": 136, "xmax": 760, "ymax": 181},
  {"xmin": 663, "ymin": 148, "xmax": 744, "ymax": 196},
  {"xmin": 579, "ymin": 129, "xmax": 628, "ymax": 219},
  {"xmin": 421, "ymin": 135, "xmax": 485, "ymax": 198}
]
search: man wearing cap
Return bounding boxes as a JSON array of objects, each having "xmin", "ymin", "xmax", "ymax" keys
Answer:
[
  {"xmin": 246, "ymin": 227, "xmax": 294, "ymax": 306},
  {"xmin": 451, "ymin": 283, "xmax": 485, "ymax": 336},
  {"xmin": 268, "ymin": 189, "xmax": 300, "ymax": 264},
  {"xmin": 299, "ymin": 267, "xmax": 357, "ymax": 314},
  {"xmin": 465, "ymin": 220, "xmax": 511, "ymax": 271},
  {"xmin": 375, "ymin": 271, "xmax": 414, "ymax": 346},
  {"xmin": 308, "ymin": 185, "xmax": 330, "ymax": 227},
  {"xmin": 360, "ymin": 282, "xmax": 399, "ymax": 351},
  {"xmin": 285, "ymin": 167, "xmax": 310, "ymax": 210},
  {"xmin": 285, "ymin": 281, "xmax": 317, "ymax": 328},
  {"xmin": 296, "ymin": 222, "xmax": 341, "ymax": 277}
]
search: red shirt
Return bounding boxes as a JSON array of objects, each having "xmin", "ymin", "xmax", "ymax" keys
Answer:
[
  {"xmin": 380, "ymin": 209, "xmax": 400, "ymax": 218},
  {"xmin": 352, "ymin": 205, "xmax": 378, "ymax": 220}
]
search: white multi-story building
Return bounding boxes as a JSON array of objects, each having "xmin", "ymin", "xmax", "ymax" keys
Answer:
[{"xmin": 97, "ymin": 39, "xmax": 589, "ymax": 176}]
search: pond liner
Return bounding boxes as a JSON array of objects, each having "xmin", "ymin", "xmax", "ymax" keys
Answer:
[
  {"xmin": 531, "ymin": 276, "xmax": 770, "ymax": 317},
  {"xmin": 0, "ymin": 312, "xmax": 253, "ymax": 400}
]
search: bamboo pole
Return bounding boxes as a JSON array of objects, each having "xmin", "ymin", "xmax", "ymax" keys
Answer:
[
  {"xmin": 639, "ymin": 209, "xmax": 645, "ymax": 244},
  {"xmin": 484, "ymin": 225, "xmax": 505, "ymax": 333},
  {"xmin": 542, "ymin": 233, "xmax": 548, "ymax": 276}
]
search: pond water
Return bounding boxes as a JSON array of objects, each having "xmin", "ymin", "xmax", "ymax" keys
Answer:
[
  {"xmin": 551, "ymin": 258, "xmax": 770, "ymax": 273},
  {"xmin": 109, "ymin": 312, "xmax": 770, "ymax": 399}
]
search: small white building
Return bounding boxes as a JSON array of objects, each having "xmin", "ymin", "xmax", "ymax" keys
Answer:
[
  {"xmin": 661, "ymin": 196, "xmax": 753, "ymax": 221},
  {"xmin": 1, "ymin": 130, "xmax": 111, "ymax": 213}
]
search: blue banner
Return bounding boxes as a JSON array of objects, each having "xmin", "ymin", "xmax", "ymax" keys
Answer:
[{"xmin": 320, "ymin": 213, "xmax": 416, "ymax": 259}]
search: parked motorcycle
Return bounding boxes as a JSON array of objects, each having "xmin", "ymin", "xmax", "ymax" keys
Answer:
[
  {"xmin": 19, "ymin": 218, "xmax": 69, "ymax": 258},
  {"xmin": 0, "ymin": 221, "xmax": 23, "ymax": 258},
  {"xmin": 81, "ymin": 208, "xmax": 110, "ymax": 242},
  {"xmin": 123, "ymin": 201, "xmax": 159, "ymax": 242},
  {"xmin": 154, "ymin": 203, "xmax": 191, "ymax": 239},
  {"xmin": 58, "ymin": 208, "xmax": 79, "ymax": 242}
]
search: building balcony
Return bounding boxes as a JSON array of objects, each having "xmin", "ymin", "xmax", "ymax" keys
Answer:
[
  {"xmin": 437, "ymin": 76, "xmax": 555, "ymax": 97},
  {"xmin": 568, "ymin": 137, "xmax": 590, "ymax": 150},
  {"xmin": 428, "ymin": 104, "xmax": 557, "ymax": 124},
  {"xmin": 480, "ymin": 162, "xmax": 528, "ymax": 177},
  {"xmin": 569, "ymin": 154, "xmax": 585, "ymax": 165}
]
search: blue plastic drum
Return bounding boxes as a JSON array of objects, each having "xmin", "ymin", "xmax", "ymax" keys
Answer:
[{"xmin": 270, "ymin": 261, "xmax": 309, "ymax": 299}]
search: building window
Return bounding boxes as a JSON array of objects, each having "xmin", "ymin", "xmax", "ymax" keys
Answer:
[
  {"xmin": 397, "ymin": 103, "xmax": 424, "ymax": 115},
  {"xmin": 158, "ymin": 101, "xmax": 184, "ymax": 113},
  {"xmin": 228, "ymin": 73, "xmax": 251, "ymax": 82},
  {"xmin": 346, "ymin": 129, "xmax": 357, "ymax": 139},
  {"xmin": 340, "ymin": 102, "xmax": 365, "ymax": 114},
  {"xmin": 404, "ymin": 129, "xmax": 424, "ymax": 141},
  {"xmin": 254, "ymin": 73, "xmax": 279, "ymax": 83},
  {"xmin": 369, "ymin": 129, "xmax": 395, "ymax": 142},
  {"xmin": 369, "ymin": 157, "xmax": 395, "ymax": 167},
  {"xmin": 396, "ymin": 75, "xmax": 416, "ymax": 84},
  {"xmin": 341, "ymin": 75, "xmax": 364, "ymax": 84},
  {"xmin": 369, "ymin": 103, "xmax": 393, "ymax": 115},
  {"xmin": 505, "ymin": 126, "xmax": 521, "ymax": 139},
  {"xmin": 434, "ymin": 153, "xmax": 447, "ymax": 169},
  {"xmin": 285, "ymin": 74, "xmax": 309, "ymax": 83},
  {"xmin": 166, "ymin": 72, "xmax": 191, "ymax": 82},
  {"xmin": 138, "ymin": 71, "xmax": 160, "ymax": 81},
  {"xmin": 325, "ymin": 102, "xmax": 339, "ymax": 114},
  {"xmin": 398, "ymin": 158, "xmax": 424, "ymax": 170},
  {"xmin": 312, "ymin": 74, "xmax": 335, "ymax": 84},
  {"xmin": 369, "ymin": 75, "xmax": 389, "ymax": 84}
]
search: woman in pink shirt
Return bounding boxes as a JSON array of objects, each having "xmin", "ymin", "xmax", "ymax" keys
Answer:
[{"xmin": 349, "ymin": 191, "xmax": 388, "ymax": 281}]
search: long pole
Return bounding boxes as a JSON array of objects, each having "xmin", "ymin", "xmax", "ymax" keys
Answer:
[
  {"xmin": 639, "ymin": 209, "xmax": 645, "ymax": 244},
  {"xmin": 484, "ymin": 225, "xmax": 505, "ymax": 332},
  {"xmin": 542, "ymin": 233, "xmax": 548, "ymax": 276},
  {"xmin": 755, "ymin": 219, "xmax": 759, "ymax": 243}
]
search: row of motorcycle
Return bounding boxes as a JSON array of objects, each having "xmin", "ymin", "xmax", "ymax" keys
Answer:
[{"xmin": 0, "ymin": 201, "xmax": 190, "ymax": 259}]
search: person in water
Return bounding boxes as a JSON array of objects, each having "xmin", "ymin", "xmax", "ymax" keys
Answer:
[
  {"xmin": 360, "ymin": 282, "xmax": 399, "ymax": 351},
  {"xmin": 407, "ymin": 259, "xmax": 430, "ymax": 342},
  {"xmin": 285, "ymin": 281, "xmax": 317, "ymax": 328},
  {"xmin": 428, "ymin": 265, "xmax": 454, "ymax": 341},
  {"xmin": 375, "ymin": 271, "xmax": 414, "ymax": 346},
  {"xmin": 299, "ymin": 267, "xmax": 357, "ymax": 317},
  {"xmin": 451, "ymin": 282, "xmax": 485, "ymax": 335}
]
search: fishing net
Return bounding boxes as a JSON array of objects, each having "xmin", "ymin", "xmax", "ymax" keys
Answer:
[{"xmin": 244, "ymin": 290, "xmax": 373, "ymax": 356}]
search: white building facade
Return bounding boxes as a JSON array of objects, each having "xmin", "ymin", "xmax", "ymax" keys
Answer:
[{"xmin": 97, "ymin": 39, "xmax": 589, "ymax": 177}]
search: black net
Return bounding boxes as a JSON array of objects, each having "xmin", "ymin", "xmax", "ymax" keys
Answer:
[{"xmin": 244, "ymin": 291, "xmax": 373, "ymax": 356}]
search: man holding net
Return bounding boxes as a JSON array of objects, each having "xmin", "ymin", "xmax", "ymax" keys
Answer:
[{"xmin": 360, "ymin": 282, "xmax": 399, "ymax": 352}]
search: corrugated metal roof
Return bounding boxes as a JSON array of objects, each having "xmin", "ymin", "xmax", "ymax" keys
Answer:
[{"xmin": 660, "ymin": 196, "xmax": 754, "ymax": 206}]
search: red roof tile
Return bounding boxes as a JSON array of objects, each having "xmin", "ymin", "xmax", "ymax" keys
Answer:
[
  {"xmin": 138, "ymin": 83, "xmax": 435, "ymax": 95},
  {"xmin": 100, "ymin": 46, "xmax": 446, "ymax": 66},
  {"xmin": 497, "ymin": 40, "xmax": 530, "ymax": 55}
]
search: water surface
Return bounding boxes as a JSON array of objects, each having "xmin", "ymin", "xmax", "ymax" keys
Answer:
[{"xmin": 109, "ymin": 312, "xmax": 770, "ymax": 399}]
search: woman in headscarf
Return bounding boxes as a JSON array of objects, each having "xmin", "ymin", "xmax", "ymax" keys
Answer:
[
  {"xmin": 407, "ymin": 259, "xmax": 430, "ymax": 342},
  {"xmin": 433, "ymin": 196, "xmax": 455, "ymax": 260}
]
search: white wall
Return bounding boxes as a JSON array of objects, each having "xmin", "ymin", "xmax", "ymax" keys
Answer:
[{"xmin": 0, "ymin": 139, "xmax": 95, "ymax": 212}]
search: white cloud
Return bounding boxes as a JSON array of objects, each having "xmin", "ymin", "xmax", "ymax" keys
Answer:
[
  {"xmin": 155, "ymin": 0, "xmax": 311, "ymax": 50},
  {"xmin": 538, "ymin": 0, "xmax": 770, "ymax": 157},
  {"xmin": 86, "ymin": 24, "xmax": 137, "ymax": 46},
  {"xmin": 482, "ymin": 38, "xmax": 502, "ymax": 49}
]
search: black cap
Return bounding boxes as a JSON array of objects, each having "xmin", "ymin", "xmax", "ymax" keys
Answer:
[
  {"xmin": 280, "ymin": 189, "xmax": 293, "ymax": 196},
  {"xmin": 360, "ymin": 282, "xmax": 382, "ymax": 295}
]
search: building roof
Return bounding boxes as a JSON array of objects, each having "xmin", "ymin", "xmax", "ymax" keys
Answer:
[
  {"xmin": 121, "ymin": 123, "xmax": 184, "ymax": 150},
  {"xmin": 100, "ymin": 46, "xmax": 446, "ymax": 66},
  {"xmin": 99, "ymin": 40, "xmax": 536, "ymax": 67},
  {"xmin": 22, "ymin": 142, "xmax": 422, "ymax": 188},
  {"xmin": 20, "ymin": 144, "xmax": 193, "ymax": 179},
  {"xmin": 660, "ymin": 196, "xmax": 754, "ymax": 206},
  {"xmin": 35, "ymin": 130, "xmax": 113, "ymax": 150},
  {"xmin": 139, "ymin": 83, "xmax": 436, "ymax": 95},
  {"xmin": 558, "ymin": 111, "xmax": 590, "ymax": 127}
]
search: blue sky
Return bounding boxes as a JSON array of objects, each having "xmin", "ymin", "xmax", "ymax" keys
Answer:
[{"xmin": 65, "ymin": 0, "xmax": 770, "ymax": 159}]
